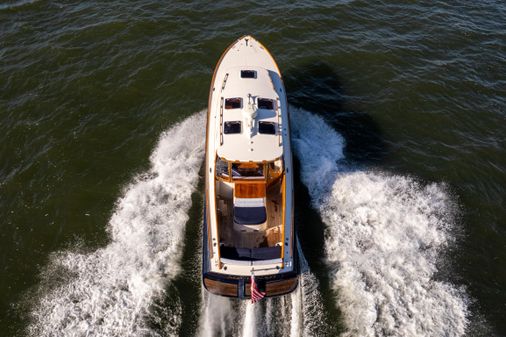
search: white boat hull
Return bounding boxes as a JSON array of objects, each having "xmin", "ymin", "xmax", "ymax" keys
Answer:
[{"xmin": 203, "ymin": 36, "xmax": 298, "ymax": 298}]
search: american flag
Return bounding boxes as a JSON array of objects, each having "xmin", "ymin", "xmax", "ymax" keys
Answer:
[{"xmin": 250, "ymin": 274, "xmax": 265, "ymax": 303}]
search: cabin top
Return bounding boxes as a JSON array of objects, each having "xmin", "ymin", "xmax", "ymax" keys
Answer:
[{"xmin": 213, "ymin": 37, "xmax": 287, "ymax": 162}]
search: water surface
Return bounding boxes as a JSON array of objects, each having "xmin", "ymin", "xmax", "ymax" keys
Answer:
[{"xmin": 1, "ymin": 1, "xmax": 505, "ymax": 336}]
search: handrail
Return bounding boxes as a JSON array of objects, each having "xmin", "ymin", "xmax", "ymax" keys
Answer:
[
  {"xmin": 214, "ymin": 177, "xmax": 222, "ymax": 269},
  {"xmin": 277, "ymin": 97, "xmax": 282, "ymax": 146},
  {"xmin": 220, "ymin": 97, "xmax": 224, "ymax": 145}
]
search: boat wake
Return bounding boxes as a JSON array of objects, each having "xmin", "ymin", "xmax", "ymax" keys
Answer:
[
  {"xmin": 28, "ymin": 112, "xmax": 206, "ymax": 337},
  {"xmin": 291, "ymin": 107, "xmax": 469, "ymax": 337},
  {"xmin": 27, "ymin": 109, "xmax": 469, "ymax": 337}
]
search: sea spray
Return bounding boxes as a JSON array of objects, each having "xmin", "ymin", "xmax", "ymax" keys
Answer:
[
  {"xmin": 199, "ymin": 292, "xmax": 241, "ymax": 337},
  {"xmin": 296, "ymin": 239, "xmax": 328, "ymax": 337},
  {"xmin": 241, "ymin": 302, "xmax": 258, "ymax": 337},
  {"xmin": 291, "ymin": 107, "xmax": 469, "ymax": 337},
  {"xmin": 28, "ymin": 112, "xmax": 206, "ymax": 337},
  {"xmin": 289, "ymin": 287, "xmax": 302, "ymax": 337},
  {"xmin": 321, "ymin": 173, "xmax": 468, "ymax": 337}
]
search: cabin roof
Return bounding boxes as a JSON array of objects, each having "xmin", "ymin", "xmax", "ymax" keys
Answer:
[{"xmin": 217, "ymin": 67, "xmax": 284, "ymax": 162}]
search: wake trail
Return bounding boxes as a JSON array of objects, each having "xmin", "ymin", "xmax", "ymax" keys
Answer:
[
  {"xmin": 34, "ymin": 108, "xmax": 470, "ymax": 337},
  {"xmin": 28, "ymin": 112, "xmax": 206, "ymax": 337},
  {"xmin": 291, "ymin": 107, "xmax": 469, "ymax": 337}
]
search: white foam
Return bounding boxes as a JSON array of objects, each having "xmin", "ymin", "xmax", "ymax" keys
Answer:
[
  {"xmin": 198, "ymin": 292, "xmax": 249, "ymax": 337},
  {"xmin": 28, "ymin": 112, "xmax": 206, "ymax": 337},
  {"xmin": 289, "ymin": 289, "xmax": 302, "ymax": 337},
  {"xmin": 241, "ymin": 302, "xmax": 258, "ymax": 337},
  {"xmin": 199, "ymin": 292, "xmax": 240, "ymax": 337},
  {"xmin": 296, "ymin": 239, "xmax": 328, "ymax": 337},
  {"xmin": 291, "ymin": 107, "xmax": 469, "ymax": 337}
]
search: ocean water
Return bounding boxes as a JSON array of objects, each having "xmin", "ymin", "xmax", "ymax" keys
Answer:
[{"xmin": 1, "ymin": 1, "xmax": 505, "ymax": 336}]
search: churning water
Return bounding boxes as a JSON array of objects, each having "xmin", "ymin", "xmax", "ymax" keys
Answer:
[
  {"xmin": 292, "ymin": 108, "xmax": 469, "ymax": 337},
  {"xmin": 28, "ymin": 113, "xmax": 205, "ymax": 336},
  {"xmin": 27, "ymin": 109, "xmax": 470, "ymax": 336}
]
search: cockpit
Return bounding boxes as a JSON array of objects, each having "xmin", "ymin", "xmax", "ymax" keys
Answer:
[{"xmin": 214, "ymin": 155, "xmax": 286, "ymax": 259}]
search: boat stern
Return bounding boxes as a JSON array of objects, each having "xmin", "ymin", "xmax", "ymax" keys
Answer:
[{"xmin": 203, "ymin": 271, "xmax": 299, "ymax": 299}]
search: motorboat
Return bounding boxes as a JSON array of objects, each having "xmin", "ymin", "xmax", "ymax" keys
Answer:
[{"xmin": 202, "ymin": 35, "xmax": 298, "ymax": 298}]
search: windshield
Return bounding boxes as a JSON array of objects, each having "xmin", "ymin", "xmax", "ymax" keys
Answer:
[
  {"xmin": 216, "ymin": 157, "xmax": 283, "ymax": 181},
  {"xmin": 231, "ymin": 162, "xmax": 263, "ymax": 178}
]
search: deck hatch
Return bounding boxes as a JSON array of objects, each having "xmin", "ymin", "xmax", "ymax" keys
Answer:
[
  {"xmin": 258, "ymin": 98, "xmax": 274, "ymax": 110},
  {"xmin": 241, "ymin": 70, "xmax": 257, "ymax": 78},
  {"xmin": 258, "ymin": 121, "xmax": 276, "ymax": 135},
  {"xmin": 225, "ymin": 97, "xmax": 242, "ymax": 109},
  {"xmin": 224, "ymin": 121, "xmax": 242, "ymax": 134}
]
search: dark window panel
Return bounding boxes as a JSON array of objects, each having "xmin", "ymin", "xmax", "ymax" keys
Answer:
[
  {"xmin": 225, "ymin": 97, "xmax": 242, "ymax": 109},
  {"xmin": 258, "ymin": 121, "xmax": 276, "ymax": 135},
  {"xmin": 241, "ymin": 70, "xmax": 257, "ymax": 78},
  {"xmin": 224, "ymin": 121, "xmax": 242, "ymax": 134},
  {"xmin": 258, "ymin": 98, "xmax": 274, "ymax": 110}
]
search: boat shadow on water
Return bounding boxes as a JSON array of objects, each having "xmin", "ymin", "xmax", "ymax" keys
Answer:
[
  {"xmin": 284, "ymin": 62, "xmax": 388, "ymax": 335},
  {"xmin": 285, "ymin": 62, "xmax": 387, "ymax": 165}
]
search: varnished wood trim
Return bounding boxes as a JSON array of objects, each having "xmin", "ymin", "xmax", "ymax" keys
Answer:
[
  {"xmin": 265, "ymin": 277, "xmax": 298, "ymax": 296},
  {"xmin": 244, "ymin": 276, "xmax": 298, "ymax": 297},
  {"xmin": 204, "ymin": 278, "xmax": 238, "ymax": 297}
]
